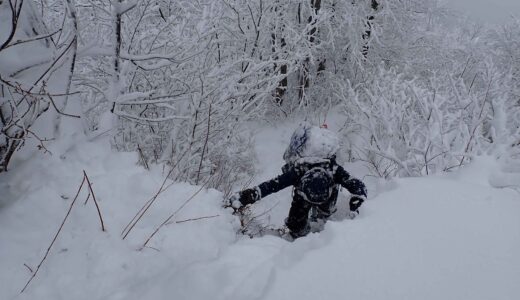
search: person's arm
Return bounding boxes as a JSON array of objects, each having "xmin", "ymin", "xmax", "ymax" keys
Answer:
[
  {"xmin": 334, "ymin": 165, "xmax": 367, "ymax": 213},
  {"xmin": 236, "ymin": 170, "xmax": 298, "ymax": 206}
]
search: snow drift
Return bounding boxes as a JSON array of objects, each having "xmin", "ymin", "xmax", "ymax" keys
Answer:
[{"xmin": 1, "ymin": 123, "xmax": 519, "ymax": 300}]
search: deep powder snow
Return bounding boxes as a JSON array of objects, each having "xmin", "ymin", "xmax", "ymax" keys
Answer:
[{"xmin": 1, "ymin": 121, "xmax": 519, "ymax": 300}]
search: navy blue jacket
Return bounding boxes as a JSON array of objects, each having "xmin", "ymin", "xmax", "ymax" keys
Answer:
[{"xmin": 256, "ymin": 160, "xmax": 367, "ymax": 202}]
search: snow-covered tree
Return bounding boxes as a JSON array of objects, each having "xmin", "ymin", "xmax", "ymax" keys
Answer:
[{"xmin": 1, "ymin": 0, "xmax": 76, "ymax": 172}]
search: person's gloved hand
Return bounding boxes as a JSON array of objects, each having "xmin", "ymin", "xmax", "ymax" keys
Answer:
[
  {"xmin": 238, "ymin": 187, "xmax": 261, "ymax": 205},
  {"xmin": 349, "ymin": 196, "xmax": 365, "ymax": 211},
  {"xmin": 224, "ymin": 193, "xmax": 243, "ymax": 210},
  {"xmin": 347, "ymin": 196, "xmax": 365, "ymax": 219},
  {"xmin": 224, "ymin": 187, "xmax": 261, "ymax": 212}
]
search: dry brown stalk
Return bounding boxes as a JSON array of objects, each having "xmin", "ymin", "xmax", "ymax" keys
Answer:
[
  {"xmin": 141, "ymin": 177, "xmax": 211, "ymax": 248},
  {"xmin": 23, "ymin": 264, "xmax": 33, "ymax": 273},
  {"xmin": 83, "ymin": 170, "xmax": 106, "ymax": 231},
  {"xmin": 171, "ymin": 214, "xmax": 220, "ymax": 224},
  {"xmin": 83, "ymin": 192, "xmax": 91, "ymax": 205},
  {"xmin": 121, "ymin": 148, "xmax": 189, "ymax": 239},
  {"xmin": 20, "ymin": 175, "xmax": 86, "ymax": 293}
]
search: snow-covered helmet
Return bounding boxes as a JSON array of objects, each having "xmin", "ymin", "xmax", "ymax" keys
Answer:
[{"xmin": 283, "ymin": 122, "xmax": 340, "ymax": 164}]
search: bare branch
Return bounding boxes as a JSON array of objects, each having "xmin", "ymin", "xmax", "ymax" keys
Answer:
[
  {"xmin": 20, "ymin": 175, "xmax": 86, "ymax": 293},
  {"xmin": 23, "ymin": 264, "xmax": 33, "ymax": 274},
  {"xmin": 121, "ymin": 147, "xmax": 189, "ymax": 239},
  {"xmin": 0, "ymin": 0, "xmax": 24, "ymax": 51},
  {"xmin": 171, "ymin": 214, "xmax": 220, "ymax": 225},
  {"xmin": 2, "ymin": 28, "xmax": 62, "ymax": 50},
  {"xmin": 141, "ymin": 176, "xmax": 212, "ymax": 248},
  {"xmin": 47, "ymin": 94, "xmax": 81, "ymax": 118},
  {"xmin": 83, "ymin": 170, "xmax": 106, "ymax": 232}
]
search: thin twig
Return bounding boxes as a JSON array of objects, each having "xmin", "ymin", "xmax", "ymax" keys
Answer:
[
  {"xmin": 23, "ymin": 264, "xmax": 33, "ymax": 274},
  {"xmin": 20, "ymin": 175, "xmax": 86, "ymax": 293},
  {"xmin": 121, "ymin": 148, "xmax": 189, "ymax": 239},
  {"xmin": 195, "ymin": 101, "xmax": 212, "ymax": 185},
  {"xmin": 142, "ymin": 246, "xmax": 161, "ymax": 252},
  {"xmin": 141, "ymin": 177, "xmax": 211, "ymax": 248},
  {"xmin": 0, "ymin": 74, "xmax": 81, "ymax": 97},
  {"xmin": 170, "ymin": 214, "xmax": 219, "ymax": 225},
  {"xmin": 83, "ymin": 192, "xmax": 91, "ymax": 205},
  {"xmin": 459, "ymin": 76, "xmax": 493, "ymax": 167},
  {"xmin": 239, "ymin": 201, "xmax": 280, "ymax": 234},
  {"xmin": 26, "ymin": 128, "xmax": 53, "ymax": 155},
  {"xmin": 137, "ymin": 144, "xmax": 150, "ymax": 170},
  {"xmin": 0, "ymin": 0, "xmax": 24, "ymax": 51},
  {"xmin": 47, "ymin": 93, "xmax": 81, "ymax": 118},
  {"xmin": 16, "ymin": 36, "xmax": 77, "ymax": 106},
  {"xmin": 83, "ymin": 171, "xmax": 106, "ymax": 232},
  {"xmin": 3, "ymin": 28, "xmax": 62, "ymax": 49}
]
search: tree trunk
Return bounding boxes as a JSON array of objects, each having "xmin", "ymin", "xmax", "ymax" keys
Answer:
[
  {"xmin": 299, "ymin": 0, "xmax": 321, "ymax": 103},
  {"xmin": 362, "ymin": 0, "xmax": 379, "ymax": 60},
  {"xmin": 111, "ymin": 0, "xmax": 123, "ymax": 113},
  {"xmin": 55, "ymin": 0, "xmax": 78, "ymax": 138}
]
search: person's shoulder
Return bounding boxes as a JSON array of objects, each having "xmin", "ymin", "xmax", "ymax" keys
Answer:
[
  {"xmin": 281, "ymin": 163, "xmax": 293, "ymax": 174},
  {"xmin": 329, "ymin": 156, "xmax": 340, "ymax": 168},
  {"xmin": 332, "ymin": 162, "xmax": 350, "ymax": 177}
]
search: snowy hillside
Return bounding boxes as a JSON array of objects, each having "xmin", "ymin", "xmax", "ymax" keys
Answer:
[
  {"xmin": 2, "ymin": 0, "xmax": 519, "ymax": 299},
  {"xmin": 1, "ymin": 122, "xmax": 519, "ymax": 300}
]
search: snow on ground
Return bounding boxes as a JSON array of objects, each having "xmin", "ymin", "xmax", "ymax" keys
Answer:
[
  {"xmin": 1, "ymin": 121, "xmax": 520, "ymax": 300},
  {"xmin": 0, "ymin": 135, "xmax": 238, "ymax": 300}
]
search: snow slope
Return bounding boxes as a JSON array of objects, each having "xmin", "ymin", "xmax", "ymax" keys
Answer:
[{"xmin": 1, "ymin": 122, "xmax": 519, "ymax": 300}]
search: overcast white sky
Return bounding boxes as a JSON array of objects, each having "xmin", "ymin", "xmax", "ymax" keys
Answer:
[{"xmin": 442, "ymin": 0, "xmax": 520, "ymax": 24}]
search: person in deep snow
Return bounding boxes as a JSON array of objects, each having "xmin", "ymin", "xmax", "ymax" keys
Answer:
[{"xmin": 227, "ymin": 123, "xmax": 367, "ymax": 239}]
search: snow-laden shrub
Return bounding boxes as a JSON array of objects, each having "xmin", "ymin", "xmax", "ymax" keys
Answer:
[
  {"xmin": 1, "ymin": 1, "xmax": 67, "ymax": 173},
  {"xmin": 158, "ymin": 94, "xmax": 256, "ymax": 193},
  {"xmin": 19, "ymin": 0, "xmax": 515, "ymax": 184},
  {"xmin": 59, "ymin": 0, "xmax": 257, "ymax": 190},
  {"xmin": 491, "ymin": 17, "xmax": 520, "ymax": 159},
  {"xmin": 70, "ymin": 0, "xmax": 379, "ymax": 188},
  {"xmin": 338, "ymin": 62, "xmax": 520, "ymax": 177},
  {"xmin": 326, "ymin": 2, "xmax": 520, "ymax": 178}
]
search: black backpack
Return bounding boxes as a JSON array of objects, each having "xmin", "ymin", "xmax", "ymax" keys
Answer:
[
  {"xmin": 282, "ymin": 123, "xmax": 340, "ymax": 204},
  {"xmin": 294, "ymin": 159, "xmax": 335, "ymax": 204}
]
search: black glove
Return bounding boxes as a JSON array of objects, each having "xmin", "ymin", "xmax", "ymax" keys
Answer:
[
  {"xmin": 239, "ymin": 187, "xmax": 261, "ymax": 205},
  {"xmin": 225, "ymin": 193, "xmax": 242, "ymax": 210},
  {"xmin": 349, "ymin": 196, "xmax": 365, "ymax": 212}
]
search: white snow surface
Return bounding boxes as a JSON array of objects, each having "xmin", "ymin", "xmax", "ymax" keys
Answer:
[{"xmin": 1, "ymin": 121, "xmax": 520, "ymax": 300}]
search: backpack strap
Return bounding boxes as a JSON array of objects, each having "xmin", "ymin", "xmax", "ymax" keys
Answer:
[{"xmin": 293, "ymin": 157, "xmax": 333, "ymax": 175}]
